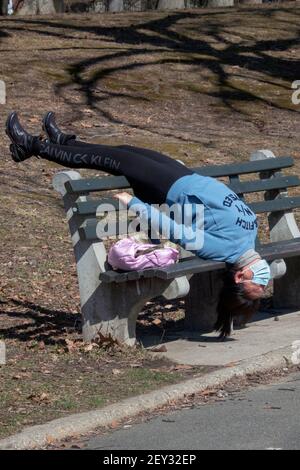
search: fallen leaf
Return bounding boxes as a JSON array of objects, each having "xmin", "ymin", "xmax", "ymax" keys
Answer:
[
  {"xmin": 46, "ymin": 435, "xmax": 55, "ymax": 445},
  {"xmin": 202, "ymin": 390, "xmax": 216, "ymax": 397},
  {"xmin": 149, "ymin": 345, "xmax": 167, "ymax": 353},
  {"xmin": 82, "ymin": 342, "xmax": 99, "ymax": 353},
  {"xmin": 27, "ymin": 392, "xmax": 51, "ymax": 404},
  {"xmin": 110, "ymin": 420, "xmax": 119, "ymax": 429},
  {"xmin": 171, "ymin": 364, "xmax": 193, "ymax": 371},
  {"xmin": 64, "ymin": 338, "xmax": 79, "ymax": 353},
  {"xmin": 264, "ymin": 405, "xmax": 282, "ymax": 410},
  {"xmin": 70, "ymin": 443, "xmax": 84, "ymax": 449},
  {"xmin": 95, "ymin": 331, "xmax": 121, "ymax": 349},
  {"xmin": 28, "ymin": 116, "xmax": 39, "ymax": 124},
  {"xmin": 12, "ymin": 372, "xmax": 31, "ymax": 380},
  {"xmin": 80, "ymin": 121, "xmax": 93, "ymax": 128}
]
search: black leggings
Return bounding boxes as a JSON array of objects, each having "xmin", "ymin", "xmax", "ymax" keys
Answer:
[{"xmin": 36, "ymin": 139, "xmax": 193, "ymax": 204}]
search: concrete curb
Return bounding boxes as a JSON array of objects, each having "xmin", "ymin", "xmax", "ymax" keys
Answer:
[{"xmin": 0, "ymin": 346, "xmax": 292, "ymax": 450}]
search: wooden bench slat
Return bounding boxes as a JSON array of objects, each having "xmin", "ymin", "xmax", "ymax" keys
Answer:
[
  {"xmin": 73, "ymin": 176, "xmax": 300, "ymax": 216},
  {"xmin": 229, "ymin": 175, "xmax": 300, "ymax": 195},
  {"xmin": 249, "ymin": 196, "xmax": 300, "ymax": 214},
  {"xmin": 100, "ymin": 257, "xmax": 226, "ymax": 283},
  {"xmin": 79, "ymin": 218, "xmax": 141, "ymax": 240},
  {"xmin": 74, "ymin": 198, "xmax": 121, "ymax": 215},
  {"xmin": 65, "ymin": 175, "xmax": 130, "ymax": 194},
  {"xmin": 99, "ymin": 237, "xmax": 300, "ymax": 283},
  {"xmin": 258, "ymin": 237, "xmax": 300, "ymax": 260},
  {"xmin": 157, "ymin": 238, "xmax": 300, "ymax": 279},
  {"xmin": 194, "ymin": 156, "xmax": 294, "ymax": 178},
  {"xmin": 101, "ymin": 270, "xmax": 129, "ymax": 283},
  {"xmin": 65, "ymin": 157, "xmax": 294, "ymax": 194}
]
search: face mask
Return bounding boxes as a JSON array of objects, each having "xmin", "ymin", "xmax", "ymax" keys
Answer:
[{"xmin": 246, "ymin": 259, "xmax": 271, "ymax": 286}]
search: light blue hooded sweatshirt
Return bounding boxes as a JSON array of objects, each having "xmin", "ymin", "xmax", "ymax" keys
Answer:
[{"xmin": 128, "ymin": 173, "xmax": 258, "ymax": 264}]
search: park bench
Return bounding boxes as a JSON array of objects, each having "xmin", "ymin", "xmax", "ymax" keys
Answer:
[{"xmin": 53, "ymin": 149, "xmax": 300, "ymax": 345}]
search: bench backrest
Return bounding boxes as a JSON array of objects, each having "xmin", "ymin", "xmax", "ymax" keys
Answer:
[{"xmin": 64, "ymin": 156, "xmax": 300, "ymax": 242}]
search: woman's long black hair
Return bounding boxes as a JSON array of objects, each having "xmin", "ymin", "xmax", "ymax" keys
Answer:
[{"xmin": 214, "ymin": 267, "xmax": 260, "ymax": 339}]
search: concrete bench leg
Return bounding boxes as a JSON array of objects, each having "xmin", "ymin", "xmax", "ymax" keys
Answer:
[
  {"xmin": 84, "ymin": 243, "xmax": 190, "ymax": 345},
  {"xmin": 273, "ymin": 256, "xmax": 300, "ymax": 309},
  {"xmin": 82, "ymin": 245, "xmax": 190, "ymax": 345},
  {"xmin": 82, "ymin": 276, "xmax": 188, "ymax": 346},
  {"xmin": 251, "ymin": 150, "xmax": 300, "ymax": 310},
  {"xmin": 185, "ymin": 271, "xmax": 224, "ymax": 331}
]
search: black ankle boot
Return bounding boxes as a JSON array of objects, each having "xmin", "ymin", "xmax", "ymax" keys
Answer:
[
  {"xmin": 6, "ymin": 112, "xmax": 39, "ymax": 163},
  {"xmin": 42, "ymin": 112, "xmax": 76, "ymax": 145}
]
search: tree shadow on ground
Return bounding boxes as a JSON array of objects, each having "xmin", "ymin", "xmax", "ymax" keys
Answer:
[
  {"xmin": 0, "ymin": 297, "xmax": 81, "ymax": 345},
  {"xmin": 0, "ymin": 295, "xmax": 288, "ymax": 347},
  {"xmin": 0, "ymin": 298, "xmax": 183, "ymax": 345},
  {"xmin": 1, "ymin": 6, "xmax": 299, "ymax": 138},
  {"xmin": 0, "ymin": 296, "xmax": 186, "ymax": 346}
]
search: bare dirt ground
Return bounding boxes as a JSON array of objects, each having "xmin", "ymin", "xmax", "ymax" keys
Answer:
[{"xmin": 0, "ymin": 2, "xmax": 300, "ymax": 438}]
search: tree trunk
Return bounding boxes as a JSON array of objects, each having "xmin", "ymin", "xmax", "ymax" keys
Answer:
[
  {"xmin": 93, "ymin": 0, "xmax": 107, "ymax": 12},
  {"xmin": 0, "ymin": 0, "xmax": 8, "ymax": 14},
  {"xmin": 157, "ymin": 0, "xmax": 186, "ymax": 10},
  {"xmin": 16, "ymin": 0, "xmax": 65, "ymax": 15},
  {"xmin": 146, "ymin": 0, "xmax": 158, "ymax": 8},
  {"xmin": 53, "ymin": 0, "xmax": 65, "ymax": 12},
  {"xmin": 126, "ymin": 0, "xmax": 147, "ymax": 11},
  {"xmin": 239, "ymin": 0, "xmax": 262, "ymax": 4},
  {"xmin": 207, "ymin": 0, "xmax": 234, "ymax": 8},
  {"xmin": 207, "ymin": 0, "xmax": 234, "ymax": 6},
  {"xmin": 108, "ymin": 0, "xmax": 124, "ymax": 11}
]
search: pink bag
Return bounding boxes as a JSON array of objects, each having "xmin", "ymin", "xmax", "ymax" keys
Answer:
[{"xmin": 107, "ymin": 237, "xmax": 179, "ymax": 271}]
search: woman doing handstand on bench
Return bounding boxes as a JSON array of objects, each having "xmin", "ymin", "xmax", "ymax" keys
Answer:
[{"xmin": 6, "ymin": 112, "xmax": 271, "ymax": 337}]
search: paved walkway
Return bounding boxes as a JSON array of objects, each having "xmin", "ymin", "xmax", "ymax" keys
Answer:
[
  {"xmin": 84, "ymin": 371, "xmax": 300, "ymax": 450},
  {"xmin": 146, "ymin": 310, "xmax": 300, "ymax": 366}
]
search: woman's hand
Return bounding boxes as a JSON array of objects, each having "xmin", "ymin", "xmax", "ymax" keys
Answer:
[{"xmin": 113, "ymin": 192, "xmax": 133, "ymax": 206}]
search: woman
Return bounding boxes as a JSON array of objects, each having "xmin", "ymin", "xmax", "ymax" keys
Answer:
[{"xmin": 6, "ymin": 111, "xmax": 271, "ymax": 337}]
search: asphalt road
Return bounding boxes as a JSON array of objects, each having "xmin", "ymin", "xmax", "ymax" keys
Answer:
[{"xmin": 82, "ymin": 371, "xmax": 300, "ymax": 450}]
